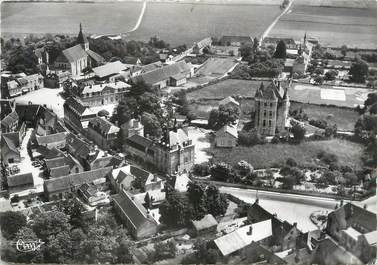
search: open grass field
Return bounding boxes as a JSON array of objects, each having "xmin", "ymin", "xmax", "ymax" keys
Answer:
[
  {"xmin": 290, "ymin": 84, "xmax": 374, "ymax": 108},
  {"xmin": 187, "ymin": 78, "xmax": 261, "ymax": 100},
  {"xmin": 270, "ymin": 4, "xmax": 377, "ymax": 49},
  {"xmin": 209, "ymin": 139, "xmax": 364, "ymax": 169},
  {"xmin": 290, "ymin": 102, "xmax": 360, "ymax": 131}
]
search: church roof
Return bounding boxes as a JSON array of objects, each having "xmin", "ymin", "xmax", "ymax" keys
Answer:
[
  {"xmin": 62, "ymin": 44, "xmax": 87, "ymax": 63},
  {"xmin": 86, "ymin": 49, "xmax": 105, "ymax": 64}
]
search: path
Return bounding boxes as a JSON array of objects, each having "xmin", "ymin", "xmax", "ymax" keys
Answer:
[
  {"xmin": 128, "ymin": 0, "xmax": 147, "ymax": 33},
  {"xmin": 259, "ymin": 0, "xmax": 295, "ymax": 45}
]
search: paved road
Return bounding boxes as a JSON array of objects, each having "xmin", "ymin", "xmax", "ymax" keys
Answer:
[{"xmin": 220, "ymin": 186, "xmax": 341, "ymax": 232}]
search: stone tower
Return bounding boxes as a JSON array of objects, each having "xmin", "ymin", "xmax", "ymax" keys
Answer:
[{"xmin": 254, "ymin": 80, "xmax": 290, "ymax": 136}]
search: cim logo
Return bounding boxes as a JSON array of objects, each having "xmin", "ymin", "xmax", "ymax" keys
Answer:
[{"xmin": 16, "ymin": 239, "xmax": 45, "ymax": 253}]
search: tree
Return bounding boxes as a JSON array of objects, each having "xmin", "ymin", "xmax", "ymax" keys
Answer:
[
  {"xmin": 32, "ymin": 211, "xmax": 71, "ymax": 241},
  {"xmin": 141, "ymin": 112, "xmax": 162, "ymax": 138},
  {"xmin": 349, "ymin": 59, "xmax": 369, "ymax": 83},
  {"xmin": 159, "ymin": 192, "xmax": 192, "ymax": 227},
  {"xmin": 273, "ymin": 40, "xmax": 287, "ymax": 59},
  {"xmin": 208, "ymin": 105, "xmax": 240, "ymax": 129},
  {"xmin": 194, "ymin": 240, "xmax": 219, "ymax": 264},
  {"xmin": 238, "ymin": 130, "xmax": 264, "ymax": 146},
  {"xmin": 128, "ymin": 79, "xmax": 153, "ymax": 97},
  {"xmin": 115, "ymin": 236, "xmax": 133, "ymax": 263},
  {"xmin": 57, "ymin": 198, "xmax": 85, "ymax": 228},
  {"xmin": 364, "ymin": 93, "xmax": 377, "ymax": 108},
  {"xmin": 206, "ymin": 185, "xmax": 229, "ymax": 217},
  {"xmin": 369, "ymin": 103, "xmax": 377, "ymax": 114},
  {"xmin": 239, "ymin": 44, "xmax": 254, "ymax": 60},
  {"xmin": 286, "ymin": 157, "xmax": 298, "ymax": 167},
  {"xmin": 151, "ymin": 240, "xmax": 177, "ymax": 261},
  {"xmin": 340, "ymin": 45, "xmax": 348, "ymax": 57},
  {"xmin": 234, "ymin": 160, "xmax": 254, "ymax": 177},
  {"xmin": 210, "ymin": 162, "xmax": 233, "ymax": 181},
  {"xmin": 291, "ymin": 123, "xmax": 306, "ymax": 142},
  {"xmin": 187, "ymin": 181, "xmax": 207, "ymax": 220},
  {"xmin": 324, "ymin": 70, "xmax": 338, "ymax": 81},
  {"xmin": 0, "ymin": 211, "xmax": 27, "ymax": 239},
  {"xmin": 314, "ymin": 75, "xmax": 324, "ymax": 85}
]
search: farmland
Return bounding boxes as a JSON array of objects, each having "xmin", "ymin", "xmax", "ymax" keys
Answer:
[
  {"xmin": 290, "ymin": 102, "xmax": 360, "ymax": 131},
  {"xmin": 1, "ymin": 2, "xmax": 282, "ymax": 46},
  {"xmin": 190, "ymin": 58, "xmax": 239, "ymax": 85},
  {"xmin": 187, "ymin": 78, "xmax": 261, "ymax": 100},
  {"xmin": 209, "ymin": 139, "xmax": 364, "ymax": 170},
  {"xmin": 270, "ymin": 4, "xmax": 377, "ymax": 49}
]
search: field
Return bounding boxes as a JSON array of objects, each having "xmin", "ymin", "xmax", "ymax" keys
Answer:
[
  {"xmin": 209, "ymin": 139, "xmax": 364, "ymax": 169},
  {"xmin": 1, "ymin": 2, "xmax": 141, "ymax": 35},
  {"xmin": 187, "ymin": 78, "xmax": 261, "ymax": 100},
  {"xmin": 270, "ymin": 4, "xmax": 377, "ymax": 49},
  {"xmin": 290, "ymin": 102, "xmax": 360, "ymax": 131},
  {"xmin": 290, "ymin": 84, "xmax": 374, "ymax": 108},
  {"xmin": 1, "ymin": 2, "xmax": 281, "ymax": 46}
]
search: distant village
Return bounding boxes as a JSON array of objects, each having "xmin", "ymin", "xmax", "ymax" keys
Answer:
[{"xmin": 1, "ymin": 21, "xmax": 376, "ymax": 265}]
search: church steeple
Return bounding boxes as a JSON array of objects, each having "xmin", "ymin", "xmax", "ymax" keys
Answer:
[{"xmin": 77, "ymin": 23, "xmax": 89, "ymax": 51}]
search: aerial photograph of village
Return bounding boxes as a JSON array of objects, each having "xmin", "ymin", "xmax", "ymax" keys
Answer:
[{"xmin": 0, "ymin": 0, "xmax": 376, "ymax": 264}]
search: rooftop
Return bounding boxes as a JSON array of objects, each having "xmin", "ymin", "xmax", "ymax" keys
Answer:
[
  {"xmin": 92, "ymin": 61, "xmax": 129, "ymax": 78},
  {"xmin": 192, "ymin": 214, "xmax": 218, "ymax": 231}
]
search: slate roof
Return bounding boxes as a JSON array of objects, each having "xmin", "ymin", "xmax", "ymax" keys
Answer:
[
  {"xmin": 91, "ymin": 155, "xmax": 123, "ymax": 170},
  {"xmin": 219, "ymin": 96, "xmax": 240, "ymax": 106},
  {"xmin": 1, "ymin": 111, "xmax": 18, "ymax": 128},
  {"xmin": 363, "ymin": 230, "xmax": 377, "ymax": 245},
  {"xmin": 216, "ymin": 124, "xmax": 238, "ymax": 138},
  {"xmin": 50, "ymin": 165, "xmax": 70, "ymax": 178},
  {"xmin": 140, "ymin": 61, "xmax": 163, "ymax": 73},
  {"xmin": 116, "ymin": 170, "xmax": 136, "ymax": 189},
  {"xmin": 92, "ymin": 61, "xmax": 128, "ymax": 78},
  {"xmin": 214, "ymin": 219, "xmax": 272, "ymax": 256},
  {"xmin": 192, "ymin": 214, "xmax": 218, "ymax": 231},
  {"xmin": 15, "ymin": 104, "xmax": 44, "ymax": 123},
  {"xmin": 45, "ymin": 157, "xmax": 67, "ymax": 169},
  {"xmin": 88, "ymin": 117, "xmax": 119, "ymax": 135},
  {"xmin": 86, "ymin": 49, "xmax": 105, "ymax": 64},
  {"xmin": 82, "ymin": 81, "xmax": 130, "ymax": 94},
  {"xmin": 61, "ymin": 44, "xmax": 88, "ymax": 63},
  {"xmin": 127, "ymin": 134, "xmax": 153, "ymax": 150},
  {"xmin": 66, "ymin": 133, "xmax": 91, "ymax": 158},
  {"xmin": 44, "ymin": 167, "xmax": 112, "ymax": 193},
  {"xmin": 132, "ymin": 61, "xmax": 190, "ymax": 85},
  {"xmin": 64, "ymin": 97, "xmax": 88, "ymax": 115},
  {"xmin": 328, "ymin": 203, "xmax": 377, "ymax": 233},
  {"xmin": 7, "ymin": 173, "xmax": 34, "ymax": 188},
  {"xmin": 2, "ymin": 133, "xmax": 20, "ymax": 154},
  {"xmin": 36, "ymin": 132, "xmax": 67, "ymax": 146},
  {"xmin": 111, "ymin": 189, "xmax": 157, "ymax": 231}
]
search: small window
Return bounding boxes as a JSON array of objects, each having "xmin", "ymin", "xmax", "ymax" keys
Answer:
[
  {"xmin": 264, "ymin": 102, "xmax": 267, "ymax": 107},
  {"xmin": 263, "ymin": 120, "xmax": 266, "ymax": 127},
  {"xmin": 269, "ymin": 120, "xmax": 272, "ymax": 127},
  {"xmin": 270, "ymin": 103, "xmax": 273, "ymax": 107}
]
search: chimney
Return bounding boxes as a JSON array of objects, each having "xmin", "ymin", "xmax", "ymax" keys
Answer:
[
  {"xmin": 153, "ymin": 174, "xmax": 157, "ymax": 182},
  {"xmin": 247, "ymin": 225, "xmax": 253, "ymax": 235},
  {"xmin": 293, "ymin": 222, "xmax": 297, "ymax": 227}
]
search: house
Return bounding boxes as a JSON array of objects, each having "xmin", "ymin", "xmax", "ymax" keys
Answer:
[
  {"xmin": 214, "ymin": 219, "xmax": 272, "ymax": 256},
  {"xmin": 215, "ymin": 124, "xmax": 238, "ymax": 148},
  {"xmin": 80, "ymin": 81, "xmax": 130, "ymax": 107},
  {"xmin": 92, "ymin": 61, "xmax": 130, "ymax": 82},
  {"xmin": 34, "ymin": 47, "xmax": 49, "ymax": 65},
  {"xmin": 192, "ymin": 37, "xmax": 212, "ymax": 54},
  {"xmin": 263, "ymin": 37, "xmax": 297, "ymax": 50},
  {"xmin": 35, "ymin": 108, "xmax": 58, "ymax": 136},
  {"xmin": 125, "ymin": 128, "xmax": 195, "ymax": 175},
  {"xmin": 15, "ymin": 104, "xmax": 45, "ymax": 127},
  {"xmin": 191, "ymin": 214, "xmax": 218, "ymax": 236},
  {"xmin": 7, "ymin": 80, "xmax": 21, "ymax": 97},
  {"xmin": 121, "ymin": 119, "xmax": 144, "ymax": 138},
  {"xmin": 239, "ymin": 242, "xmax": 287, "ymax": 265},
  {"xmin": 36, "ymin": 132, "xmax": 67, "ymax": 149},
  {"xmin": 45, "ymin": 155, "xmax": 84, "ymax": 176},
  {"xmin": 7, "ymin": 173, "xmax": 34, "ymax": 193},
  {"xmin": 254, "ymin": 80, "xmax": 291, "ymax": 136},
  {"xmin": 54, "ymin": 24, "xmax": 104, "ymax": 77},
  {"xmin": 44, "ymin": 71, "xmax": 70, "ymax": 88},
  {"xmin": 43, "ymin": 166, "xmax": 112, "ymax": 200},
  {"xmin": 144, "ymin": 189, "xmax": 166, "ymax": 207},
  {"xmin": 247, "ymin": 202, "xmax": 302, "ymax": 250},
  {"xmin": 89, "ymin": 153, "xmax": 124, "ymax": 170},
  {"xmin": 131, "ymin": 61, "xmax": 193, "ymax": 90},
  {"xmin": 326, "ymin": 203, "xmax": 377, "ymax": 263},
  {"xmin": 111, "ymin": 166, "xmax": 136, "ymax": 192},
  {"xmin": 78, "ymin": 183, "xmax": 108, "ymax": 206},
  {"xmin": 292, "ymin": 34, "xmax": 313, "ymax": 75},
  {"xmin": 63, "ymin": 97, "xmax": 97, "ymax": 133},
  {"xmin": 112, "ymin": 189, "xmax": 158, "ymax": 239},
  {"xmin": 1, "ymin": 133, "xmax": 21, "ymax": 165},
  {"xmin": 219, "ymin": 96, "xmax": 240, "ymax": 109},
  {"xmin": 218, "ymin": 36, "xmax": 253, "ymax": 47},
  {"xmin": 1, "ymin": 110, "xmax": 19, "ymax": 133},
  {"xmin": 17, "ymin": 74, "xmax": 44, "ymax": 92},
  {"xmin": 87, "ymin": 117, "xmax": 120, "ymax": 150}
]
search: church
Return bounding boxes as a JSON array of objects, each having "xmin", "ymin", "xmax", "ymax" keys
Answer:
[
  {"xmin": 254, "ymin": 80, "xmax": 291, "ymax": 136},
  {"xmin": 54, "ymin": 24, "xmax": 105, "ymax": 77}
]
